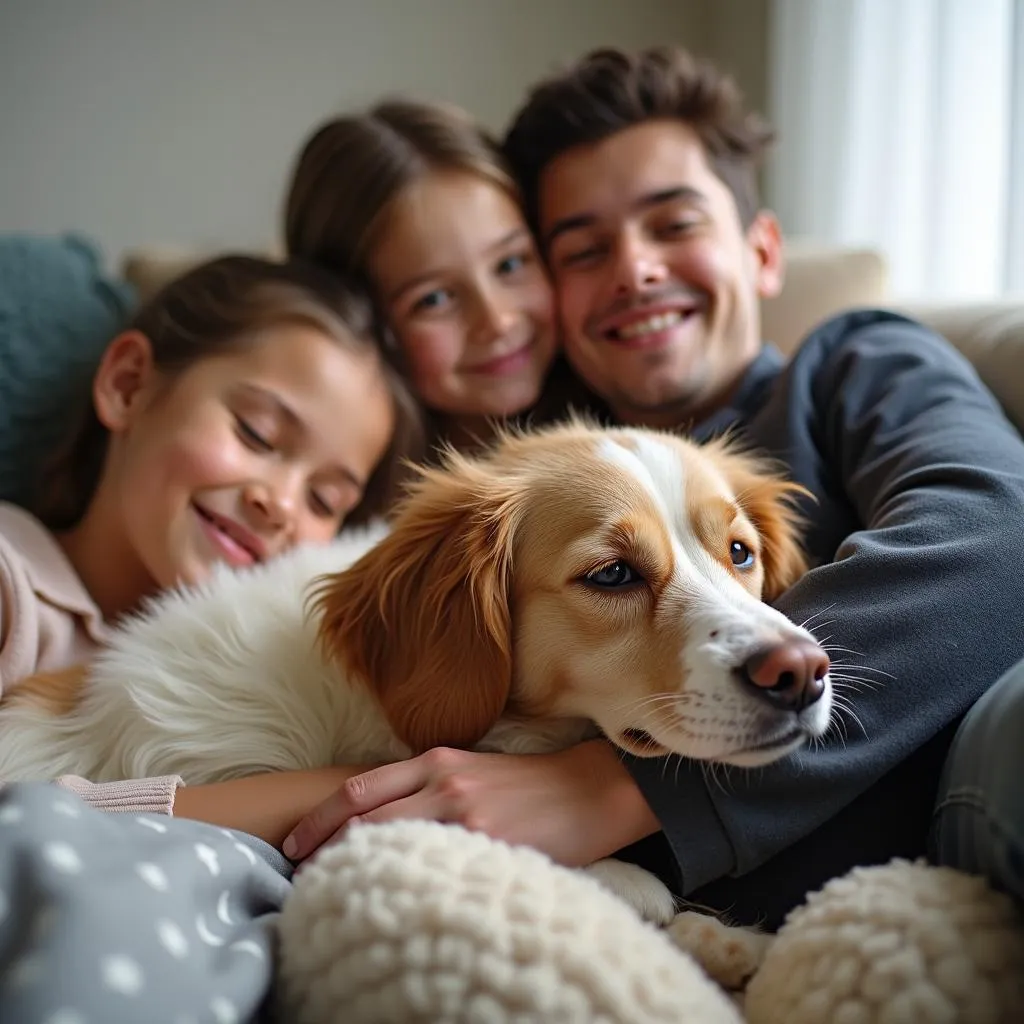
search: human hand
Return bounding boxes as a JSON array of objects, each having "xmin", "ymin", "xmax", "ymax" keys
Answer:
[{"xmin": 281, "ymin": 739, "xmax": 660, "ymax": 865}]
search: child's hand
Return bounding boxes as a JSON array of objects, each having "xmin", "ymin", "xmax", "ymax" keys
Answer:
[{"xmin": 281, "ymin": 739, "xmax": 660, "ymax": 865}]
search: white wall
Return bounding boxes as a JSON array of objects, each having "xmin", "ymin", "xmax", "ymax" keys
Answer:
[{"xmin": 0, "ymin": 0, "xmax": 701, "ymax": 267}]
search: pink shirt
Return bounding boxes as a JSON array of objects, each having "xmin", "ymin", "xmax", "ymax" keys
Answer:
[{"xmin": 0, "ymin": 502, "xmax": 182, "ymax": 814}]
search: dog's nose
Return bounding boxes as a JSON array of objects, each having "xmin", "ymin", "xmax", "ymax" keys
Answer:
[{"xmin": 740, "ymin": 640, "xmax": 829, "ymax": 712}]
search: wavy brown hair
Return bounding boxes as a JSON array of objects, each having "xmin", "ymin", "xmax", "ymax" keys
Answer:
[
  {"xmin": 503, "ymin": 45, "xmax": 776, "ymax": 236},
  {"xmin": 283, "ymin": 99, "xmax": 578, "ymax": 452},
  {"xmin": 284, "ymin": 98, "xmax": 515, "ymax": 282}
]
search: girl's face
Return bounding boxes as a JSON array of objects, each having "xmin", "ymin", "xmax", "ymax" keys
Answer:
[
  {"xmin": 368, "ymin": 170, "xmax": 557, "ymax": 428},
  {"xmin": 94, "ymin": 324, "xmax": 394, "ymax": 592}
]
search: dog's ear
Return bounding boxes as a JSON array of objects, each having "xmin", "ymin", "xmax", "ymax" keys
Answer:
[
  {"xmin": 311, "ymin": 454, "xmax": 520, "ymax": 753},
  {"xmin": 716, "ymin": 443, "xmax": 811, "ymax": 602}
]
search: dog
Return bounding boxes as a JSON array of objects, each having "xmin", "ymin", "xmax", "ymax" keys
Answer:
[{"xmin": 0, "ymin": 421, "xmax": 832, "ymax": 985}]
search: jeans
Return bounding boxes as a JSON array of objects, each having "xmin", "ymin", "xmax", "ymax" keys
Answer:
[{"xmin": 929, "ymin": 655, "xmax": 1024, "ymax": 905}]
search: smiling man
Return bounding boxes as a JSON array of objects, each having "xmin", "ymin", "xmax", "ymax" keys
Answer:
[
  {"xmin": 539, "ymin": 127, "xmax": 779, "ymax": 431},
  {"xmin": 507, "ymin": 48, "xmax": 783, "ymax": 435},
  {"xmin": 501, "ymin": 46, "xmax": 1024, "ymax": 924}
]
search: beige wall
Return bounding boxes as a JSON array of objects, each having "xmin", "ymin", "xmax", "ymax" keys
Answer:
[
  {"xmin": 696, "ymin": 0, "xmax": 770, "ymax": 117},
  {"xmin": 0, "ymin": 0, "xmax": 709, "ymax": 265}
]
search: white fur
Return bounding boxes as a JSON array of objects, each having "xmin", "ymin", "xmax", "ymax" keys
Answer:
[{"xmin": 0, "ymin": 524, "xmax": 389, "ymax": 783}]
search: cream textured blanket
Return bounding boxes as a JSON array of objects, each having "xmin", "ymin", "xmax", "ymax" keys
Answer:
[{"xmin": 276, "ymin": 821, "xmax": 1024, "ymax": 1024}]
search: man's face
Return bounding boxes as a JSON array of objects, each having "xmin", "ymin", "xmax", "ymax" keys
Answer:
[{"xmin": 538, "ymin": 120, "xmax": 784, "ymax": 427}]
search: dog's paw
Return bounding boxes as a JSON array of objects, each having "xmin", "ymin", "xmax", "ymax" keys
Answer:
[
  {"xmin": 666, "ymin": 910, "xmax": 771, "ymax": 990},
  {"xmin": 581, "ymin": 858, "xmax": 676, "ymax": 925}
]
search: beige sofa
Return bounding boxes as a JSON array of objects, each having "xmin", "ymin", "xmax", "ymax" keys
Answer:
[
  {"xmin": 760, "ymin": 242, "xmax": 1024, "ymax": 434},
  {"xmin": 122, "ymin": 243, "xmax": 1024, "ymax": 435}
]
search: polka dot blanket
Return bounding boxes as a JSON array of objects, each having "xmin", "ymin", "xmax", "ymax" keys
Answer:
[{"xmin": 0, "ymin": 782, "xmax": 290, "ymax": 1023}]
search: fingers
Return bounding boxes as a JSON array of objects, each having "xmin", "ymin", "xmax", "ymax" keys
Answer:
[
  {"xmin": 283, "ymin": 759, "xmax": 426, "ymax": 860},
  {"xmin": 317, "ymin": 792, "xmax": 448, "ymax": 852}
]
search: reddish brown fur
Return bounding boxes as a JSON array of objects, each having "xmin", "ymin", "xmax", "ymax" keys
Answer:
[
  {"xmin": 700, "ymin": 439, "xmax": 811, "ymax": 601},
  {"xmin": 3, "ymin": 665, "xmax": 89, "ymax": 716},
  {"xmin": 311, "ymin": 453, "xmax": 524, "ymax": 753}
]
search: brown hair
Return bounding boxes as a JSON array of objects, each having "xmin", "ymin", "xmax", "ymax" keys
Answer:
[
  {"xmin": 35, "ymin": 254, "xmax": 423, "ymax": 530},
  {"xmin": 503, "ymin": 46, "xmax": 776, "ymax": 236},
  {"xmin": 284, "ymin": 98, "xmax": 516, "ymax": 283}
]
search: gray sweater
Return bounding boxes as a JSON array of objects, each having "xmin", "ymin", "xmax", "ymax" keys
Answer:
[{"xmin": 624, "ymin": 310, "xmax": 1024, "ymax": 928}]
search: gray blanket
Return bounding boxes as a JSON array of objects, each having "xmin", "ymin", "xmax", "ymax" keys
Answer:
[{"xmin": 0, "ymin": 782, "xmax": 292, "ymax": 1023}]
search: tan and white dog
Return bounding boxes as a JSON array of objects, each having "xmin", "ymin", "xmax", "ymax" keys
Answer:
[{"xmin": 0, "ymin": 421, "xmax": 832, "ymax": 984}]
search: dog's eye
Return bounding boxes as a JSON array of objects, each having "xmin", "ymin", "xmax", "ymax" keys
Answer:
[
  {"xmin": 730, "ymin": 541, "xmax": 755, "ymax": 569},
  {"xmin": 584, "ymin": 560, "xmax": 642, "ymax": 589}
]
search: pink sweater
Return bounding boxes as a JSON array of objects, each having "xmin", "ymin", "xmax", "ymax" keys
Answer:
[{"xmin": 0, "ymin": 502, "xmax": 182, "ymax": 814}]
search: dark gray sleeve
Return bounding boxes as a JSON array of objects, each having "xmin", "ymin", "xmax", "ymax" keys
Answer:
[
  {"xmin": 628, "ymin": 317, "xmax": 1024, "ymax": 906},
  {"xmin": 0, "ymin": 781, "xmax": 292, "ymax": 1023}
]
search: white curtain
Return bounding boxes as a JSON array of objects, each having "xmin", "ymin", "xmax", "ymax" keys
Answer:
[{"xmin": 767, "ymin": 0, "xmax": 1023, "ymax": 302}]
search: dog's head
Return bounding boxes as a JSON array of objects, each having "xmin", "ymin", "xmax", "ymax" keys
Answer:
[{"xmin": 312, "ymin": 421, "xmax": 830, "ymax": 766}]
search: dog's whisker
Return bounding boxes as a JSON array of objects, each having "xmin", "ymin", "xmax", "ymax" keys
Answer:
[
  {"xmin": 831, "ymin": 683, "xmax": 880, "ymax": 699},
  {"xmin": 821, "ymin": 646, "xmax": 895, "ymax": 677},
  {"xmin": 817, "ymin": 724, "xmax": 846, "ymax": 751},
  {"xmin": 609, "ymin": 704, "xmax": 679, "ymax": 758},
  {"xmin": 827, "ymin": 706, "xmax": 850, "ymax": 746},
  {"xmin": 626, "ymin": 704, "xmax": 674, "ymax": 729},
  {"xmin": 820, "ymin": 645, "xmax": 871, "ymax": 659},
  {"xmin": 829, "ymin": 695, "xmax": 867, "ymax": 739},
  {"xmin": 699, "ymin": 758, "xmax": 719, "ymax": 794},
  {"xmin": 826, "ymin": 666, "xmax": 891, "ymax": 684},
  {"xmin": 672, "ymin": 752, "xmax": 685, "ymax": 787},
  {"xmin": 826, "ymin": 662, "xmax": 889, "ymax": 679},
  {"xmin": 820, "ymin": 655, "xmax": 894, "ymax": 679},
  {"xmin": 804, "ymin": 620, "xmax": 837, "ymax": 639},
  {"xmin": 830, "ymin": 675, "xmax": 884, "ymax": 693},
  {"xmin": 606, "ymin": 693, "xmax": 684, "ymax": 715},
  {"xmin": 701, "ymin": 758, "xmax": 736, "ymax": 796},
  {"xmin": 798, "ymin": 603, "xmax": 838, "ymax": 631},
  {"xmin": 829, "ymin": 672, "xmax": 879, "ymax": 687}
]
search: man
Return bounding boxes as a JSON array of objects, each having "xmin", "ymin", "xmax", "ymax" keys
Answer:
[
  {"xmin": 283, "ymin": 46, "xmax": 1024, "ymax": 929},
  {"xmin": 498, "ymin": 45, "xmax": 1024, "ymax": 924}
]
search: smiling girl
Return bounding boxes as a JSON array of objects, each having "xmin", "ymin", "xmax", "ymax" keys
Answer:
[
  {"xmin": 283, "ymin": 99, "xmax": 572, "ymax": 453},
  {"xmin": 1, "ymin": 254, "xmax": 420, "ymax": 835}
]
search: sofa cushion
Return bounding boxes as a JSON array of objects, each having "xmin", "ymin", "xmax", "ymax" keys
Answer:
[
  {"xmin": 761, "ymin": 243, "xmax": 890, "ymax": 356},
  {"xmin": 900, "ymin": 303, "xmax": 1024, "ymax": 435},
  {"xmin": 121, "ymin": 247, "xmax": 220, "ymax": 305},
  {"xmin": 0, "ymin": 234, "xmax": 135, "ymax": 509},
  {"xmin": 121, "ymin": 246, "xmax": 280, "ymax": 304}
]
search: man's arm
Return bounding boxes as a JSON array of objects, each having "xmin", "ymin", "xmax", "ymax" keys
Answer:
[{"xmin": 628, "ymin": 312, "xmax": 1024, "ymax": 919}]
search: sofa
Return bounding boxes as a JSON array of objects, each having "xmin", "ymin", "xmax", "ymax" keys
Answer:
[{"xmin": 760, "ymin": 241, "xmax": 1024, "ymax": 435}]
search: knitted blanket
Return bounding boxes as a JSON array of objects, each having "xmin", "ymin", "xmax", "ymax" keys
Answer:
[{"xmin": 277, "ymin": 821, "xmax": 1024, "ymax": 1024}]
